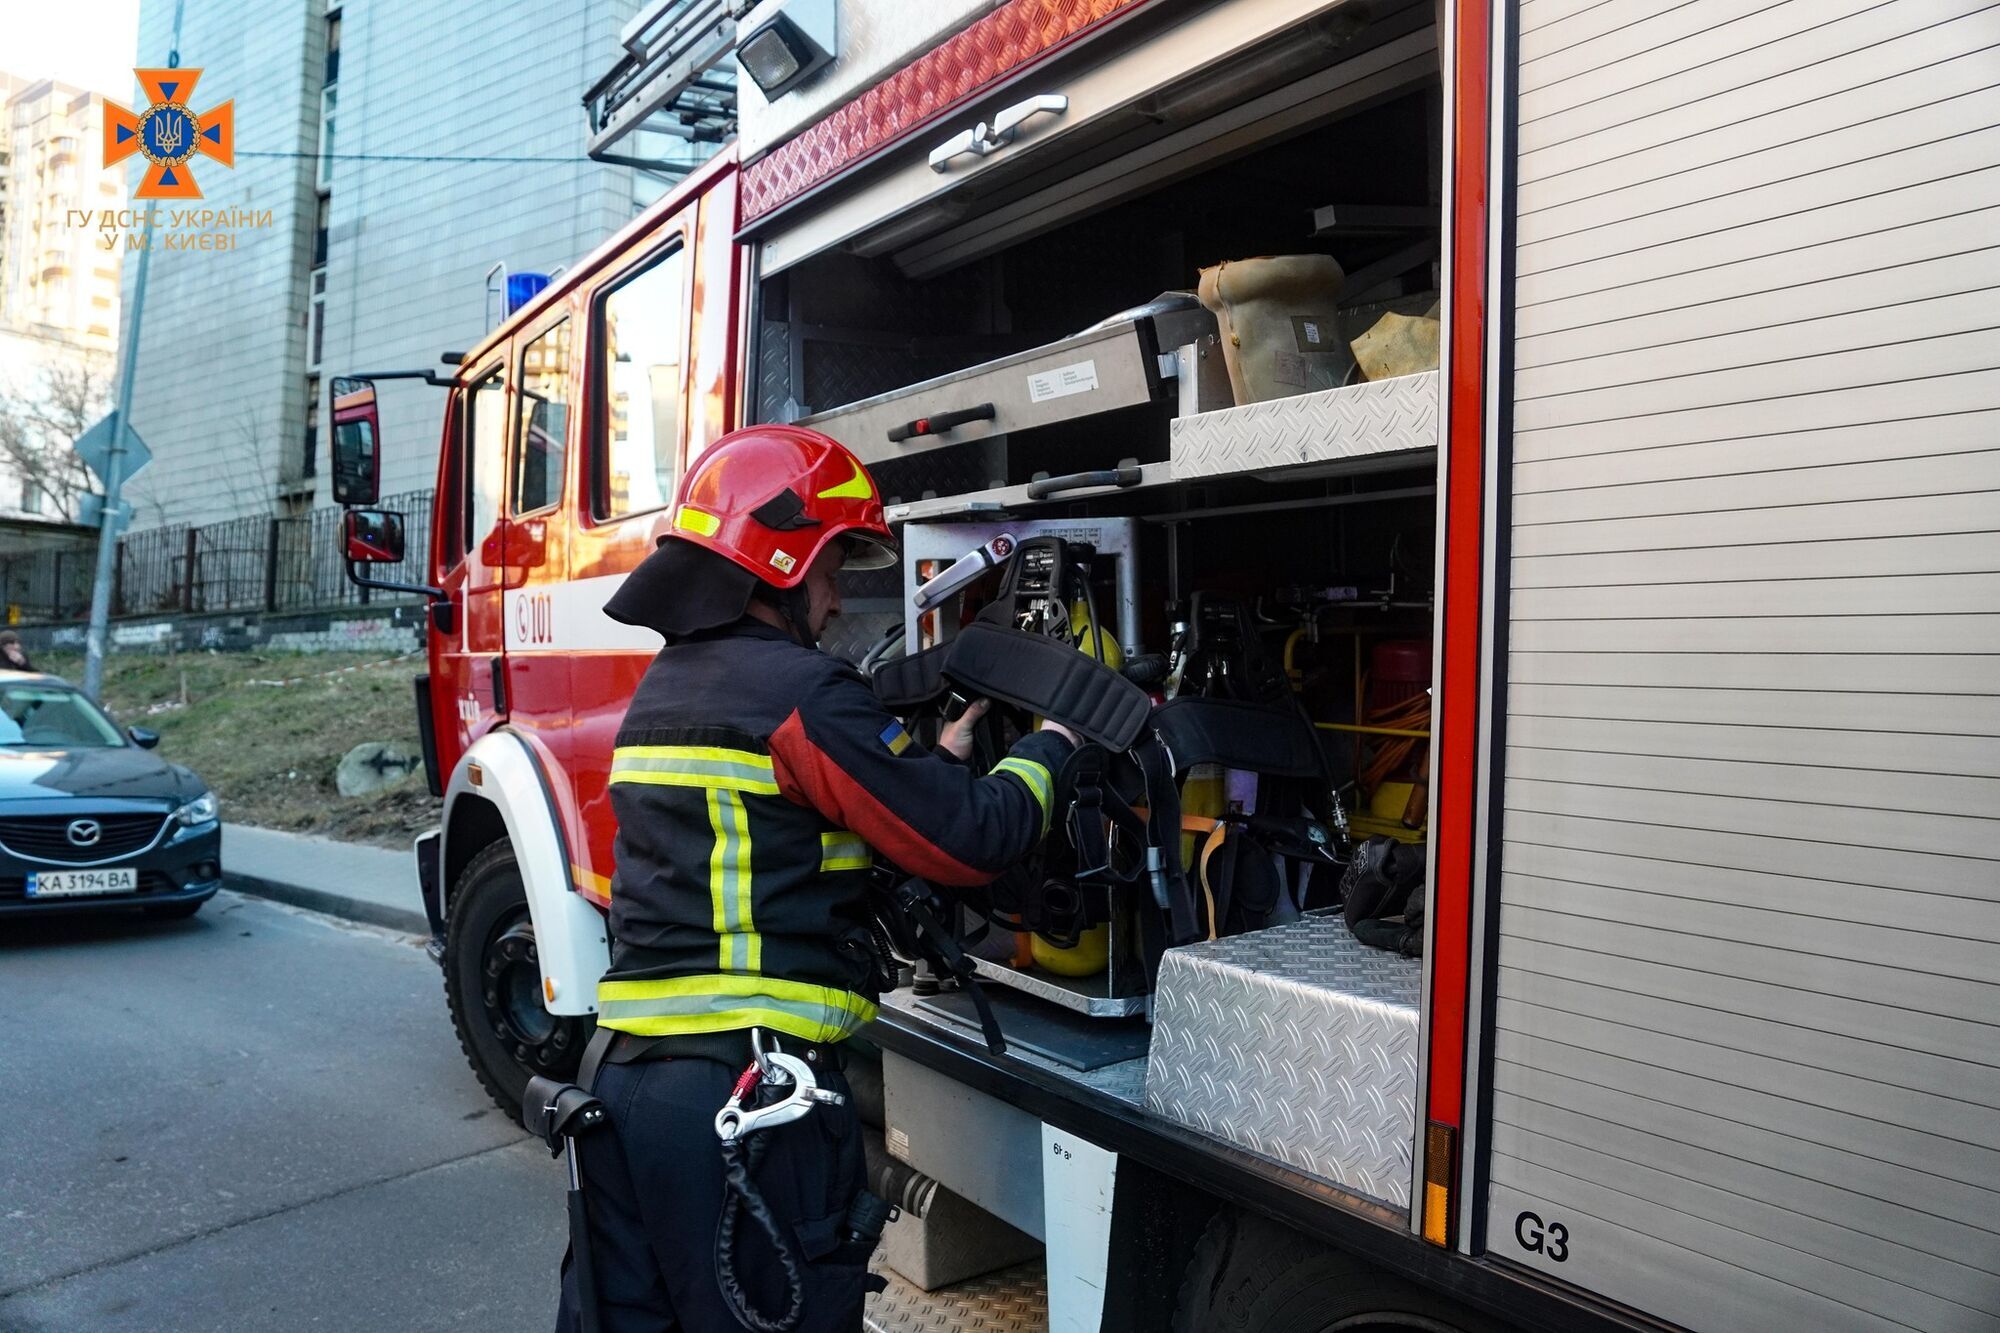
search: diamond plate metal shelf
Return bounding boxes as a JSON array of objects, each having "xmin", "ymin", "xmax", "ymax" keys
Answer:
[
  {"xmin": 1145, "ymin": 914, "xmax": 1422, "ymax": 1208},
  {"xmin": 1170, "ymin": 370, "xmax": 1439, "ymax": 481},
  {"xmin": 867, "ymin": 1258, "xmax": 1047, "ymax": 1333}
]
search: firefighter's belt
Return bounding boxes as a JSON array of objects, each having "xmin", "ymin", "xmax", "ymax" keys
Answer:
[{"xmin": 870, "ymin": 621, "xmax": 1151, "ymax": 751}]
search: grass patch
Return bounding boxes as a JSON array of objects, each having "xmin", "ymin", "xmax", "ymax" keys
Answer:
[{"xmin": 38, "ymin": 650, "xmax": 438, "ymax": 848}]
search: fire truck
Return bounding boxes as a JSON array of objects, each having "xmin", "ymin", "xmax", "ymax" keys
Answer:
[{"xmin": 333, "ymin": 2, "xmax": 2000, "ymax": 1330}]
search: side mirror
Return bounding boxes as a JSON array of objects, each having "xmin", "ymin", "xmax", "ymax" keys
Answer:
[
  {"xmin": 128, "ymin": 726, "xmax": 160, "ymax": 749},
  {"xmin": 331, "ymin": 376, "xmax": 382, "ymax": 505},
  {"xmin": 344, "ymin": 509, "xmax": 406, "ymax": 563}
]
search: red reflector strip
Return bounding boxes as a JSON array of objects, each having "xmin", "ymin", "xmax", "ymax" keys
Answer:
[{"xmin": 740, "ymin": 0, "xmax": 1155, "ymax": 223}]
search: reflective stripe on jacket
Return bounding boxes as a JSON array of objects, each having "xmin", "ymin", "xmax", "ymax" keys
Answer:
[{"xmin": 598, "ymin": 620, "xmax": 1071, "ymax": 1044}]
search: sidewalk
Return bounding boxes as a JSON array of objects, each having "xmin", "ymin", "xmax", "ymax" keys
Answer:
[{"xmin": 223, "ymin": 824, "xmax": 427, "ymax": 935}]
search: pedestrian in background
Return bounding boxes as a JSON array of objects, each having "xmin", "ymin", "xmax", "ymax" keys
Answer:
[{"xmin": 0, "ymin": 632, "xmax": 36, "ymax": 672}]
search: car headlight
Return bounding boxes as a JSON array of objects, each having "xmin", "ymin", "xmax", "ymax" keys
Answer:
[{"xmin": 174, "ymin": 792, "xmax": 219, "ymax": 826}]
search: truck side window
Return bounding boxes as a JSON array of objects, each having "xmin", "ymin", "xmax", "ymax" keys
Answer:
[
  {"xmin": 593, "ymin": 242, "xmax": 685, "ymax": 520},
  {"xmin": 514, "ymin": 319, "xmax": 571, "ymax": 515},
  {"xmin": 467, "ymin": 366, "xmax": 505, "ymax": 552}
]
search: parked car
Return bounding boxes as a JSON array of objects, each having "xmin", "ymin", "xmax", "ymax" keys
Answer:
[{"xmin": 0, "ymin": 672, "xmax": 221, "ymax": 919}]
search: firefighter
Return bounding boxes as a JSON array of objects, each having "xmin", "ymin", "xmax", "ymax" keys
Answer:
[{"xmin": 557, "ymin": 424, "xmax": 1074, "ymax": 1333}]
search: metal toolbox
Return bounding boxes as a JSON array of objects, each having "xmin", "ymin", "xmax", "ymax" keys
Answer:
[
  {"xmin": 799, "ymin": 317, "xmax": 1166, "ymax": 469},
  {"xmin": 1145, "ymin": 914, "xmax": 1421, "ymax": 1207}
]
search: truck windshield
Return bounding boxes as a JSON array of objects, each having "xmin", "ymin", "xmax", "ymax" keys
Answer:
[{"xmin": 0, "ymin": 685, "xmax": 129, "ymax": 748}]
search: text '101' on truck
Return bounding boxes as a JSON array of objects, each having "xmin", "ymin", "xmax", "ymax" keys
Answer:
[{"xmin": 331, "ymin": 2, "xmax": 2000, "ymax": 1331}]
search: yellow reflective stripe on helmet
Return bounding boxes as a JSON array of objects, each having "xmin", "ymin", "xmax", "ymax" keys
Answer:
[
  {"xmin": 820, "ymin": 831, "xmax": 871, "ymax": 873},
  {"xmin": 675, "ymin": 505, "xmax": 720, "ymax": 536},
  {"xmin": 595, "ymin": 973, "xmax": 878, "ymax": 1043},
  {"xmin": 990, "ymin": 756, "xmax": 1054, "ymax": 835},
  {"xmin": 610, "ymin": 745, "xmax": 778, "ymax": 795},
  {"xmin": 815, "ymin": 458, "xmax": 874, "ymax": 502}
]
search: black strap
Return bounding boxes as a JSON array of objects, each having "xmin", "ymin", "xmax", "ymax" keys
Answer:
[
  {"xmin": 894, "ymin": 881, "xmax": 1006, "ymax": 1056},
  {"xmin": 577, "ymin": 1024, "xmax": 615, "ymax": 1094},
  {"xmin": 1149, "ymin": 695, "xmax": 1326, "ymax": 778},
  {"xmin": 869, "ymin": 623, "xmax": 1152, "ymax": 751},
  {"xmin": 1134, "ymin": 737, "xmax": 1200, "ymax": 945},
  {"xmin": 716, "ymin": 1133, "xmax": 809, "ymax": 1333}
]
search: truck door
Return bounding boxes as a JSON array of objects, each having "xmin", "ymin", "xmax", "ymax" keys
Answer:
[{"xmin": 439, "ymin": 359, "xmax": 511, "ymax": 747}]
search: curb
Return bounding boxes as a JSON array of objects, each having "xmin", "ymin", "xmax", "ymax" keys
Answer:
[{"xmin": 224, "ymin": 871, "xmax": 430, "ymax": 936}]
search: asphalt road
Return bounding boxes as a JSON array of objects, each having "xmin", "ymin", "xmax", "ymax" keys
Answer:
[{"xmin": 0, "ymin": 890, "xmax": 564, "ymax": 1332}]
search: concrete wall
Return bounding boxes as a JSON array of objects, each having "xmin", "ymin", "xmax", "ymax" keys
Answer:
[{"xmin": 18, "ymin": 600, "xmax": 425, "ymax": 658}]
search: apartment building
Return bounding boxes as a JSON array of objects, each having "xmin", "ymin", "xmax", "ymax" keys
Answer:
[{"xmin": 117, "ymin": 0, "xmax": 655, "ymax": 529}]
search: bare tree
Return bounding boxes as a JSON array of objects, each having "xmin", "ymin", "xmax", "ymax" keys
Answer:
[{"xmin": 0, "ymin": 357, "xmax": 111, "ymax": 521}]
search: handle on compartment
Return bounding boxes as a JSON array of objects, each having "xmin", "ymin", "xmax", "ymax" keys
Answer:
[
  {"xmin": 886, "ymin": 402, "xmax": 997, "ymax": 444},
  {"xmin": 1025, "ymin": 459, "xmax": 1143, "ymax": 500}
]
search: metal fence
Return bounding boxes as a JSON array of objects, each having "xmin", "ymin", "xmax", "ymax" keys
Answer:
[{"xmin": 0, "ymin": 489, "xmax": 435, "ymax": 625}]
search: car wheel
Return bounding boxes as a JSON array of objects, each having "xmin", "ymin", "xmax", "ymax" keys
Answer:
[
  {"xmin": 145, "ymin": 899, "xmax": 204, "ymax": 920},
  {"xmin": 443, "ymin": 840, "xmax": 591, "ymax": 1114},
  {"xmin": 1172, "ymin": 1209, "xmax": 1501, "ymax": 1333}
]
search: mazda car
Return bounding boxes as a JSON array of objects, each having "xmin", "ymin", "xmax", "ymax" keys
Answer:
[{"xmin": 0, "ymin": 673, "xmax": 221, "ymax": 919}]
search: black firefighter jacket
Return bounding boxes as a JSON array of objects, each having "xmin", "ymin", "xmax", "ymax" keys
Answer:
[{"xmin": 596, "ymin": 620, "xmax": 1071, "ymax": 1044}]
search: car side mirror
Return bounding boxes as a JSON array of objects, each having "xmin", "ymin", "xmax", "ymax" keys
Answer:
[
  {"xmin": 344, "ymin": 509, "xmax": 406, "ymax": 563},
  {"xmin": 331, "ymin": 376, "xmax": 382, "ymax": 506},
  {"xmin": 128, "ymin": 726, "xmax": 160, "ymax": 749}
]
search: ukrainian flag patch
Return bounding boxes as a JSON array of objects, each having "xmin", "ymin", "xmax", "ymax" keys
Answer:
[{"xmin": 878, "ymin": 721, "xmax": 913, "ymax": 756}]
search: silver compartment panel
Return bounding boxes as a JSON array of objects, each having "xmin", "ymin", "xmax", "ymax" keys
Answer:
[
  {"xmin": 1145, "ymin": 915, "xmax": 1420, "ymax": 1208},
  {"xmin": 1170, "ymin": 369, "xmax": 1439, "ymax": 481}
]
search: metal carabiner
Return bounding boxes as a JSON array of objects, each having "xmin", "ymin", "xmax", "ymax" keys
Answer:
[{"xmin": 714, "ymin": 1051, "xmax": 844, "ymax": 1143}]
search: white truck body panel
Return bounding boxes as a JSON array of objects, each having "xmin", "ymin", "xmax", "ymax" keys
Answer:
[{"xmin": 1483, "ymin": 3, "xmax": 2000, "ymax": 1329}]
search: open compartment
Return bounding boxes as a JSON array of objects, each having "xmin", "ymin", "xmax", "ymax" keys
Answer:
[{"xmin": 745, "ymin": 0, "xmax": 1449, "ymax": 1212}]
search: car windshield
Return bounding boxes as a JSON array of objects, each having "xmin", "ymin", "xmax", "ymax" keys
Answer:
[{"xmin": 0, "ymin": 684, "xmax": 127, "ymax": 748}]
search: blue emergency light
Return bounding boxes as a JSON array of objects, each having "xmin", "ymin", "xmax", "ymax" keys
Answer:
[{"xmin": 507, "ymin": 272, "xmax": 551, "ymax": 315}]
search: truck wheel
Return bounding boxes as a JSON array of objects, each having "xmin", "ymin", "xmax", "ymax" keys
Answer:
[
  {"xmin": 1172, "ymin": 1209, "xmax": 1501, "ymax": 1333},
  {"xmin": 443, "ymin": 840, "xmax": 591, "ymax": 1114}
]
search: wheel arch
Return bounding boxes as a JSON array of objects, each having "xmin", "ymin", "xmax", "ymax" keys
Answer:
[{"xmin": 441, "ymin": 728, "xmax": 608, "ymax": 1017}]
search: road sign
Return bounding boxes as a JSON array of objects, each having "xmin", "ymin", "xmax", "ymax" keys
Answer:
[
  {"xmin": 76, "ymin": 493, "xmax": 134, "ymax": 535},
  {"xmin": 73, "ymin": 413, "xmax": 152, "ymax": 486}
]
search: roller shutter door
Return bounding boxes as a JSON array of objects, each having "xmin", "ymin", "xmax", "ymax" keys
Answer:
[{"xmin": 1483, "ymin": 3, "xmax": 2000, "ymax": 1330}]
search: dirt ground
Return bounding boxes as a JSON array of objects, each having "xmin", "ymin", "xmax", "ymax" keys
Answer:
[{"xmin": 38, "ymin": 649, "xmax": 439, "ymax": 848}]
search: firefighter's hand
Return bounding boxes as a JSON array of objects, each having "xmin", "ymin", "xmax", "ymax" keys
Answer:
[
  {"xmin": 1038, "ymin": 719, "xmax": 1078, "ymax": 745},
  {"xmin": 939, "ymin": 698, "xmax": 991, "ymax": 761}
]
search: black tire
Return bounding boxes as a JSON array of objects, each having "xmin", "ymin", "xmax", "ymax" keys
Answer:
[
  {"xmin": 1172, "ymin": 1209, "xmax": 1504, "ymax": 1333},
  {"xmin": 145, "ymin": 899, "xmax": 204, "ymax": 920},
  {"xmin": 443, "ymin": 840, "xmax": 592, "ymax": 1114}
]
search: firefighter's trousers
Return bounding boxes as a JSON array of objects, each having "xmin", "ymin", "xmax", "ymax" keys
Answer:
[{"xmin": 556, "ymin": 1055, "xmax": 872, "ymax": 1333}]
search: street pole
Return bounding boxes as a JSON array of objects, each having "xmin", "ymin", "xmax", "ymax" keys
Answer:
[{"xmin": 82, "ymin": 214, "xmax": 154, "ymax": 700}]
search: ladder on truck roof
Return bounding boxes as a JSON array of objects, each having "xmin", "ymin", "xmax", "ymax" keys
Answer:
[{"xmin": 584, "ymin": 0, "xmax": 741, "ymax": 180}]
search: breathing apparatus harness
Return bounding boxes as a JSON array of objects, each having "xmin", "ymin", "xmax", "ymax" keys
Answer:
[{"xmin": 868, "ymin": 538, "xmax": 1340, "ymax": 993}]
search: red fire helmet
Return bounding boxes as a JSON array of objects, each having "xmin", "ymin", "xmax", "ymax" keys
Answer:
[{"xmin": 667, "ymin": 425, "xmax": 897, "ymax": 589}]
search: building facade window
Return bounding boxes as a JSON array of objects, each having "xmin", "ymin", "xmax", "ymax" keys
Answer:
[
  {"xmin": 304, "ymin": 376, "xmax": 320, "ymax": 479},
  {"xmin": 308, "ymin": 268, "xmax": 326, "ymax": 370},
  {"xmin": 316, "ymin": 86, "xmax": 337, "ymax": 190},
  {"xmin": 325, "ymin": 11, "xmax": 342, "ymax": 86}
]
